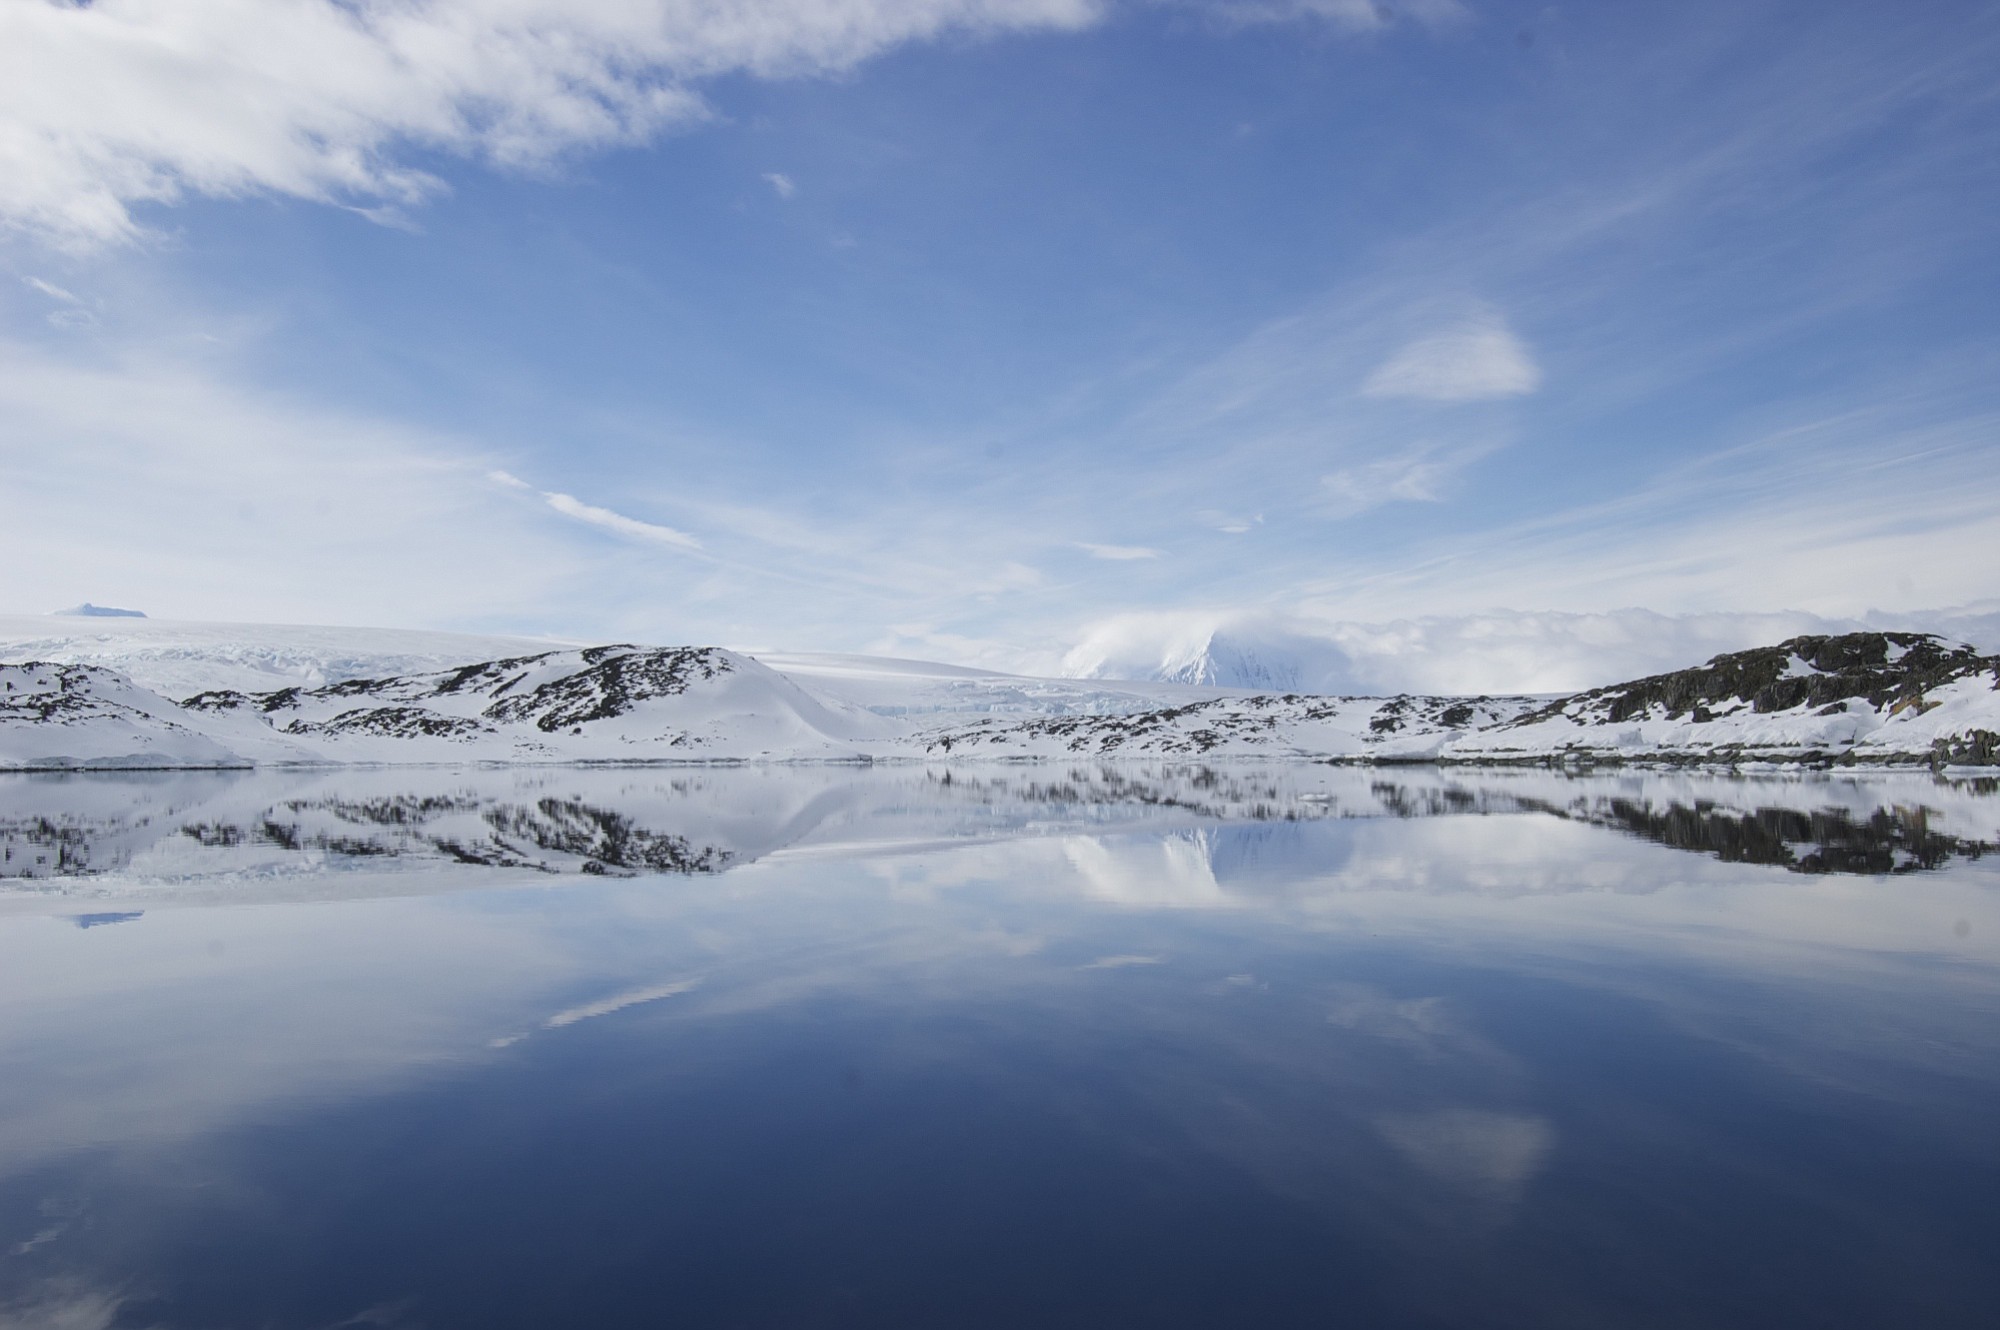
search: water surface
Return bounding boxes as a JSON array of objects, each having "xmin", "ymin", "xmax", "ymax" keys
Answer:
[{"xmin": 3, "ymin": 765, "xmax": 1997, "ymax": 1328}]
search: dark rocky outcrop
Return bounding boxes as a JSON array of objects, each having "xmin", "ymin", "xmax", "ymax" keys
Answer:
[
  {"xmin": 483, "ymin": 647, "xmax": 731, "ymax": 731},
  {"xmin": 1510, "ymin": 633, "xmax": 1997, "ymax": 729},
  {"xmin": 179, "ymin": 646, "xmax": 736, "ymax": 737}
]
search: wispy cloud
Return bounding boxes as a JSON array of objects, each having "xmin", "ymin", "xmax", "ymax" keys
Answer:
[
  {"xmin": 20, "ymin": 275, "xmax": 94, "ymax": 328},
  {"xmin": 489, "ymin": 470, "xmax": 701, "ymax": 551},
  {"xmin": 1320, "ymin": 442, "xmax": 1491, "ymax": 516},
  {"xmin": 1077, "ymin": 541, "xmax": 1162, "ymax": 560},
  {"xmin": 762, "ymin": 171, "xmax": 797, "ymax": 199},
  {"xmin": 1362, "ymin": 312, "xmax": 1541, "ymax": 401},
  {"xmin": 23, "ymin": 276, "xmax": 80, "ymax": 305},
  {"xmin": 1078, "ymin": 953, "xmax": 1163, "ymax": 969},
  {"xmin": 1198, "ymin": 510, "xmax": 1262, "ymax": 535},
  {"xmin": 544, "ymin": 492, "xmax": 702, "ymax": 550},
  {"xmin": 1184, "ymin": 0, "xmax": 1468, "ymax": 33}
]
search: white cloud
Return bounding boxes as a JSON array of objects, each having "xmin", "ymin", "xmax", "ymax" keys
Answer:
[
  {"xmin": 762, "ymin": 171, "xmax": 797, "ymax": 199},
  {"xmin": 20, "ymin": 275, "xmax": 94, "ymax": 328},
  {"xmin": 487, "ymin": 469, "xmax": 702, "ymax": 551},
  {"xmin": 1363, "ymin": 311, "xmax": 1541, "ymax": 401},
  {"xmin": 1314, "ymin": 608, "xmax": 1849, "ymax": 695},
  {"xmin": 977, "ymin": 561, "xmax": 1045, "ymax": 594},
  {"xmin": 1186, "ymin": 0, "xmax": 1468, "ymax": 32},
  {"xmin": 1198, "ymin": 509, "xmax": 1261, "ymax": 534},
  {"xmin": 0, "ymin": 0, "xmax": 1101, "ymax": 248},
  {"xmin": 1077, "ymin": 541, "xmax": 1162, "ymax": 560},
  {"xmin": 1320, "ymin": 443, "xmax": 1486, "ymax": 516},
  {"xmin": 23, "ymin": 276, "xmax": 80, "ymax": 304},
  {"xmin": 544, "ymin": 491, "xmax": 702, "ymax": 550}
]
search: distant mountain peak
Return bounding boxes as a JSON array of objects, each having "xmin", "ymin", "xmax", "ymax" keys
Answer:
[
  {"xmin": 55, "ymin": 603, "xmax": 147, "ymax": 618},
  {"xmin": 1074, "ymin": 626, "xmax": 1358, "ymax": 694}
]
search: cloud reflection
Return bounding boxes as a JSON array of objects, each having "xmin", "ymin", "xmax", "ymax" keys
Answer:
[{"xmin": 1376, "ymin": 1109, "xmax": 1555, "ymax": 1199}]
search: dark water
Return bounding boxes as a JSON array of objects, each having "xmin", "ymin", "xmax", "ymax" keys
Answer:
[{"xmin": 2, "ymin": 765, "xmax": 1997, "ymax": 1328}]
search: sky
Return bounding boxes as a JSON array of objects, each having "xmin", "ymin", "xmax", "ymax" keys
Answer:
[{"xmin": 1, "ymin": 0, "xmax": 1997, "ymax": 687}]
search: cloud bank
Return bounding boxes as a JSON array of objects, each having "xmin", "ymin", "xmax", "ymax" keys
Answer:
[
  {"xmin": 1062, "ymin": 605, "xmax": 2000, "ymax": 696},
  {"xmin": 0, "ymin": 0, "xmax": 1100, "ymax": 248}
]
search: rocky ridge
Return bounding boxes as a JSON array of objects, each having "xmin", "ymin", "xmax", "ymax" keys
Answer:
[
  {"xmin": 917, "ymin": 692, "xmax": 1538, "ymax": 759},
  {"xmin": 1448, "ymin": 632, "xmax": 2000, "ymax": 766}
]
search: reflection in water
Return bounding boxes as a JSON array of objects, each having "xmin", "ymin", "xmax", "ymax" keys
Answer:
[
  {"xmin": 1, "ymin": 768, "xmax": 1998, "ymax": 1326},
  {"xmin": 1557, "ymin": 797, "xmax": 1981, "ymax": 873},
  {"xmin": 4, "ymin": 764, "xmax": 1999, "ymax": 891}
]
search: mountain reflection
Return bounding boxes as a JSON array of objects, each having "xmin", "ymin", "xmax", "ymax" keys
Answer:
[
  {"xmin": 3, "ymin": 764, "xmax": 1997, "ymax": 888},
  {"xmin": 1555, "ymin": 798, "xmax": 1980, "ymax": 874}
]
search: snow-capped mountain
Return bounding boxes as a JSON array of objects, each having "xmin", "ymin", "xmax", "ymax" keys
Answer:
[{"xmin": 1065, "ymin": 626, "xmax": 1358, "ymax": 693}]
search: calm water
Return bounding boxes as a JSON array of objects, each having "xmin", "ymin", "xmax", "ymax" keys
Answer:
[{"xmin": 3, "ymin": 764, "xmax": 1998, "ymax": 1328}]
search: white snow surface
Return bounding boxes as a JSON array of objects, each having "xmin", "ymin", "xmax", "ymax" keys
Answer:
[{"xmin": 749, "ymin": 650, "xmax": 1256, "ymax": 717}]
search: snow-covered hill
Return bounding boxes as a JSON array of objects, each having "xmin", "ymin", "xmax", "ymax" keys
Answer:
[
  {"xmin": 0, "ymin": 643, "xmax": 894, "ymax": 768},
  {"xmin": 0, "ymin": 662, "xmax": 244, "ymax": 770},
  {"xmin": 1449, "ymin": 633, "xmax": 2000, "ymax": 766},
  {"xmin": 1, "ymin": 619, "xmax": 1995, "ymax": 769}
]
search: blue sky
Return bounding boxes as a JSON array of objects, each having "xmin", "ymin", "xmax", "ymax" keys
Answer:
[{"xmin": 2, "ymin": 0, "xmax": 1997, "ymax": 680}]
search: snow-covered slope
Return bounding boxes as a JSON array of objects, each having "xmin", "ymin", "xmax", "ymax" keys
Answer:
[
  {"xmin": 178, "ymin": 645, "xmax": 897, "ymax": 763},
  {"xmin": 0, "ymin": 662, "xmax": 245, "ymax": 769},
  {"xmin": 748, "ymin": 650, "xmax": 1250, "ymax": 718},
  {"xmin": 1448, "ymin": 633, "xmax": 2000, "ymax": 766}
]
